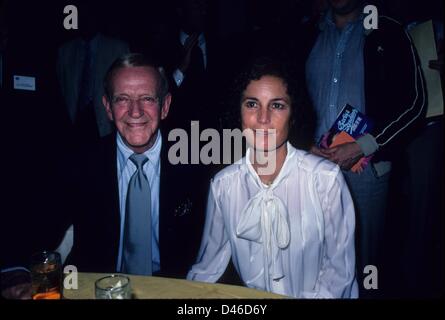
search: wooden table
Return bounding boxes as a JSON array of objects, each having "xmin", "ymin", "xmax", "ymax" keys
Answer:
[{"xmin": 63, "ymin": 273, "xmax": 287, "ymax": 299}]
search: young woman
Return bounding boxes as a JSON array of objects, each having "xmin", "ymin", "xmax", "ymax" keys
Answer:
[{"xmin": 187, "ymin": 58, "xmax": 358, "ymax": 298}]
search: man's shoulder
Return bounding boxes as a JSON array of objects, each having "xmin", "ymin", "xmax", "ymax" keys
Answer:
[
  {"xmin": 378, "ymin": 15, "xmax": 404, "ymax": 29},
  {"xmin": 97, "ymin": 34, "xmax": 128, "ymax": 51},
  {"xmin": 83, "ymin": 134, "xmax": 115, "ymax": 156},
  {"xmin": 367, "ymin": 15, "xmax": 407, "ymax": 39},
  {"xmin": 70, "ymin": 134, "xmax": 116, "ymax": 172}
]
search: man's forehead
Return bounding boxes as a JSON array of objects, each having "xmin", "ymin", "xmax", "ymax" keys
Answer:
[
  {"xmin": 114, "ymin": 66, "xmax": 157, "ymax": 80},
  {"xmin": 112, "ymin": 66, "xmax": 159, "ymax": 91}
]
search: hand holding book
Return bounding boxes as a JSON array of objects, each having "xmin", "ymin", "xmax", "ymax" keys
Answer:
[
  {"xmin": 322, "ymin": 140, "xmax": 364, "ymax": 172},
  {"xmin": 319, "ymin": 104, "xmax": 373, "ymax": 173}
]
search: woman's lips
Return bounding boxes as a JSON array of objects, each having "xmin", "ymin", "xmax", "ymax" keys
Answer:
[{"xmin": 253, "ymin": 129, "xmax": 276, "ymax": 135}]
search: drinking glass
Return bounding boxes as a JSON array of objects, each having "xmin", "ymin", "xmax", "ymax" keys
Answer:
[
  {"xmin": 30, "ymin": 251, "xmax": 62, "ymax": 299},
  {"xmin": 95, "ymin": 274, "xmax": 131, "ymax": 299}
]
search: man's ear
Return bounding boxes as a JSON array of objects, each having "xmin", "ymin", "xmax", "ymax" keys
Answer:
[
  {"xmin": 161, "ymin": 93, "xmax": 172, "ymax": 120},
  {"xmin": 103, "ymin": 95, "xmax": 114, "ymax": 121}
]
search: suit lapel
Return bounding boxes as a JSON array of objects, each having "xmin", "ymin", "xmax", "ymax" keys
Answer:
[
  {"xmin": 157, "ymin": 135, "xmax": 208, "ymax": 277},
  {"xmin": 105, "ymin": 135, "xmax": 121, "ymax": 245},
  {"xmin": 99, "ymin": 134, "xmax": 121, "ymax": 266},
  {"xmin": 158, "ymin": 141, "xmax": 169, "ymax": 269}
]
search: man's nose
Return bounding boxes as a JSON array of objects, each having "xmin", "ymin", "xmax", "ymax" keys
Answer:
[{"xmin": 128, "ymin": 99, "xmax": 144, "ymax": 117}]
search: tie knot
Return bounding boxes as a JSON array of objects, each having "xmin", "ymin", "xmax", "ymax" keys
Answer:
[{"xmin": 130, "ymin": 153, "xmax": 148, "ymax": 170}]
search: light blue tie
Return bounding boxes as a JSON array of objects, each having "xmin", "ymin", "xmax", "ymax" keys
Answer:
[{"xmin": 122, "ymin": 153, "xmax": 152, "ymax": 275}]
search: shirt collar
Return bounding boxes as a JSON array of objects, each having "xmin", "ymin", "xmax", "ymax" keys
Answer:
[
  {"xmin": 179, "ymin": 30, "xmax": 206, "ymax": 47},
  {"xmin": 319, "ymin": 8, "xmax": 367, "ymax": 34},
  {"xmin": 244, "ymin": 142, "xmax": 297, "ymax": 189},
  {"xmin": 116, "ymin": 129, "xmax": 162, "ymax": 176}
]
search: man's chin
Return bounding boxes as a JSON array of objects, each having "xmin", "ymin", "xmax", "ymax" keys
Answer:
[{"xmin": 124, "ymin": 136, "xmax": 154, "ymax": 153}]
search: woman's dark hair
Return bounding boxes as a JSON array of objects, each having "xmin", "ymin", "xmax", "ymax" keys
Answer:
[{"xmin": 229, "ymin": 56, "xmax": 315, "ymax": 150}]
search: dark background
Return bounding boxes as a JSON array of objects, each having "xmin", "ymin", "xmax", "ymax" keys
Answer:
[{"xmin": 1, "ymin": 0, "xmax": 443, "ymax": 299}]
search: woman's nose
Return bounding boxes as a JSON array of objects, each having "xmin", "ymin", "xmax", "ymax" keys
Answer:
[{"xmin": 257, "ymin": 107, "xmax": 271, "ymax": 124}]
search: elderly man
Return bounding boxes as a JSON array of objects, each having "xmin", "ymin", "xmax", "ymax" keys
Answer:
[
  {"xmin": 63, "ymin": 53, "xmax": 206, "ymax": 277},
  {"xmin": 1, "ymin": 53, "xmax": 207, "ymax": 299}
]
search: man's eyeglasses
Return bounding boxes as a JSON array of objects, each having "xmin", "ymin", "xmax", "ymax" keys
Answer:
[{"xmin": 111, "ymin": 95, "xmax": 159, "ymax": 108}]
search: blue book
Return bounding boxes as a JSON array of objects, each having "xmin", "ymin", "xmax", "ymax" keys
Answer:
[{"xmin": 320, "ymin": 104, "xmax": 374, "ymax": 147}]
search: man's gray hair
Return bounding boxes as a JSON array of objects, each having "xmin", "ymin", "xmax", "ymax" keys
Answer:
[{"xmin": 103, "ymin": 53, "xmax": 169, "ymax": 105}]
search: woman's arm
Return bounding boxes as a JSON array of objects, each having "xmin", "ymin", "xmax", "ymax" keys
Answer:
[
  {"xmin": 304, "ymin": 170, "xmax": 358, "ymax": 298},
  {"xmin": 186, "ymin": 181, "xmax": 232, "ymax": 282}
]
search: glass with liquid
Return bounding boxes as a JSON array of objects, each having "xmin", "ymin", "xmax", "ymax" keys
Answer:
[{"xmin": 30, "ymin": 251, "xmax": 62, "ymax": 299}]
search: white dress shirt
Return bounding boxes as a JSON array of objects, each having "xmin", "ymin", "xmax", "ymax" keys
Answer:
[
  {"xmin": 116, "ymin": 130, "xmax": 162, "ymax": 273},
  {"xmin": 173, "ymin": 30, "xmax": 207, "ymax": 87},
  {"xmin": 187, "ymin": 143, "xmax": 358, "ymax": 298}
]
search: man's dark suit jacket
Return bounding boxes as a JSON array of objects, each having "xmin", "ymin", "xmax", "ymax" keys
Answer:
[
  {"xmin": 64, "ymin": 132, "xmax": 208, "ymax": 278},
  {"xmin": 160, "ymin": 32, "xmax": 223, "ymax": 132}
]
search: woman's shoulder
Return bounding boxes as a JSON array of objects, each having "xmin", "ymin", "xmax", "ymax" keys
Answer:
[
  {"xmin": 292, "ymin": 148, "xmax": 340, "ymax": 177},
  {"xmin": 211, "ymin": 158, "xmax": 246, "ymax": 184}
]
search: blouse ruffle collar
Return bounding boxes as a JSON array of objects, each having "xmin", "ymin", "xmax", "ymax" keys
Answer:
[{"xmin": 236, "ymin": 143, "xmax": 297, "ymax": 290}]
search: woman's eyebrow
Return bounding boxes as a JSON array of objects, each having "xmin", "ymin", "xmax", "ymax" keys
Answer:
[
  {"xmin": 243, "ymin": 96, "xmax": 259, "ymax": 101},
  {"xmin": 270, "ymin": 97, "xmax": 289, "ymax": 102}
]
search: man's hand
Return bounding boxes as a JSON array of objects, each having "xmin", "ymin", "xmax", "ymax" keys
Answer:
[
  {"xmin": 179, "ymin": 33, "xmax": 200, "ymax": 74},
  {"xmin": 1, "ymin": 270, "xmax": 32, "ymax": 299},
  {"xmin": 323, "ymin": 142, "xmax": 363, "ymax": 170},
  {"xmin": 2, "ymin": 283, "xmax": 32, "ymax": 299}
]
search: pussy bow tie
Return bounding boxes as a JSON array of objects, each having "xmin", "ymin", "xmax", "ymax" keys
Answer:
[{"xmin": 236, "ymin": 188, "xmax": 290, "ymax": 285}]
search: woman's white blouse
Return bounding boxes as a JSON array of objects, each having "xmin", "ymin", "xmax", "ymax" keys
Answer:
[{"xmin": 187, "ymin": 143, "xmax": 358, "ymax": 298}]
